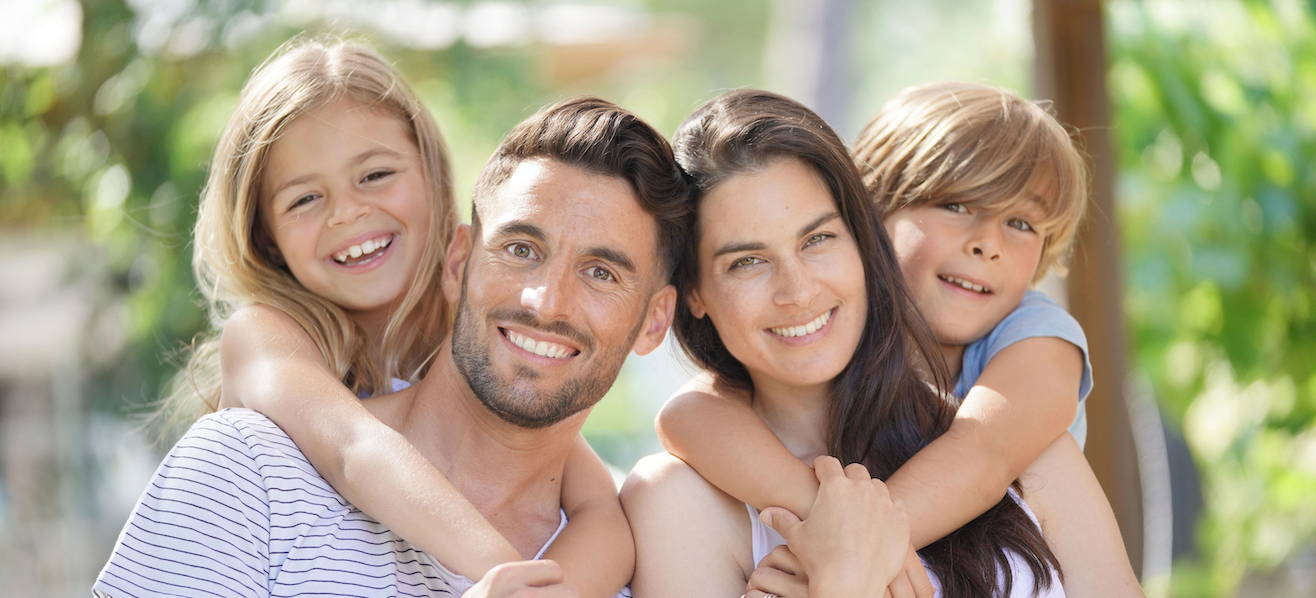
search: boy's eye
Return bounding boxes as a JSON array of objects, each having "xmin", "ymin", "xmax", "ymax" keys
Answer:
[
  {"xmin": 507, "ymin": 242, "xmax": 539, "ymax": 260},
  {"xmin": 584, "ymin": 266, "xmax": 614, "ymax": 282},
  {"xmin": 1007, "ymin": 218, "xmax": 1034, "ymax": 232},
  {"xmin": 941, "ymin": 202, "xmax": 968, "ymax": 214},
  {"xmin": 730, "ymin": 256, "xmax": 765, "ymax": 270}
]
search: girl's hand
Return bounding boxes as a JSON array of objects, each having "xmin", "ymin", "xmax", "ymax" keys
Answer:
[
  {"xmin": 745, "ymin": 545, "xmax": 809, "ymax": 598},
  {"xmin": 760, "ymin": 456, "xmax": 909, "ymax": 597}
]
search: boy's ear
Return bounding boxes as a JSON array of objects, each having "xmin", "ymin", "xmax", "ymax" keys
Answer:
[
  {"xmin": 631, "ymin": 284, "xmax": 677, "ymax": 357},
  {"xmin": 441, "ymin": 223, "xmax": 472, "ymax": 303}
]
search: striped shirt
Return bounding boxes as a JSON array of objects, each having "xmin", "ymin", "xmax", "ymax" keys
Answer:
[{"xmin": 93, "ymin": 409, "xmax": 624, "ymax": 598}]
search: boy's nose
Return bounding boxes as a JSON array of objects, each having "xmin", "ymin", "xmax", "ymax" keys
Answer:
[{"xmin": 967, "ymin": 224, "xmax": 1003, "ymax": 261}]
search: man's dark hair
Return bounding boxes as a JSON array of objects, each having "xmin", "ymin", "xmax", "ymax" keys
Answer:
[{"xmin": 471, "ymin": 96, "xmax": 692, "ymax": 281}]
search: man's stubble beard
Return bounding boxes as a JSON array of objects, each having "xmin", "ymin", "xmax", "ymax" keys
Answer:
[{"xmin": 450, "ymin": 268, "xmax": 644, "ymax": 429}]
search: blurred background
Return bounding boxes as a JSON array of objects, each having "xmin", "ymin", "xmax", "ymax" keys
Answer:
[{"xmin": 1, "ymin": 0, "xmax": 1313, "ymax": 596}]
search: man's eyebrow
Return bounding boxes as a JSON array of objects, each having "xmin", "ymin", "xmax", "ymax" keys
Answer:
[
  {"xmin": 583, "ymin": 247, "xmax": 636, "ymax": 274},
  {"xmin": 491, "ymin": 222, "xmax": 548, "ymax": 242}
]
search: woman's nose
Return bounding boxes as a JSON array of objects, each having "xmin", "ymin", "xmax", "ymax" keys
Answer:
[{"xmin": 773, "ymin": 258, "xmax": 822, "ymax": 307}]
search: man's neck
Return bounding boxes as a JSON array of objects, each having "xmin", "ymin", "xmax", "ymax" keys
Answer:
[{"xmin": 365, "ymin": 341, "xmax": 584, "ymax": 558}]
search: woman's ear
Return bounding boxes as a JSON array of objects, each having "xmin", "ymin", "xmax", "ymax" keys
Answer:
[{"xmin": 686, "ymin": 286, "xmax": 708, "ymax": 319}]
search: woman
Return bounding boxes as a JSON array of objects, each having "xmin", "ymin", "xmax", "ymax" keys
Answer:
[{"xmin": 621, "ymin": 90, "xmax": 1141, "ymax": 598}]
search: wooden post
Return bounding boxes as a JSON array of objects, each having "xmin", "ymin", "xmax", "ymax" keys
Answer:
[{"xmin": 1033, "ymin": 0, "xmax": 1145, "ymax": 576}]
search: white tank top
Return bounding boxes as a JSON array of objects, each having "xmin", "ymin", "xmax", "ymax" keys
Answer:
[{"xmin": 747, "ymin": 489, "xmax": 1065, "ymax": 597}]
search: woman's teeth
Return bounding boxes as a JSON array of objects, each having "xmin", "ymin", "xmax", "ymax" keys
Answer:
[
  {"xmin": 333, "ymin": 235, "xmax": 392, "ymax": 264},
  {"xmin": 940, "ymin": 275, "xmax": 988, "ymax": 293},
  {"xmin": 770, "ymin": 309, "xmax": 832, "ymax": 338},
  {"xmin": 506, "ymin": 330, "xmax": 576, "ymax": 359}
]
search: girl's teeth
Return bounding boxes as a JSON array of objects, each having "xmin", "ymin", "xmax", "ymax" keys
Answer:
[
  {"xmin": 771, "ymin": 309, "xmax": 832, "ymax": 338},
  {"xmin": 333, "ymin": 236, "xmax": 393, "ymax": 263}
]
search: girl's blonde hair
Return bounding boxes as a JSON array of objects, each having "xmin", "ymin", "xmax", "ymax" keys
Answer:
[
  {"xmin": 853, "ymin": 82, "xmax": 1088, "ymax": 282},
  {"xmin": 160, "ymin": 38, "xmax": 458, "ymax": 430}
]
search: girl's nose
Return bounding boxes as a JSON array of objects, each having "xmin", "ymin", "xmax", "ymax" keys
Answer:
[{"xmin": 327, "ymin": 192, "xmax": 372, "ymax": 227}]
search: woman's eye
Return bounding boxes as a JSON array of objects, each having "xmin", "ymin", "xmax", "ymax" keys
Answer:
[
  {"xmin": 584, "ymin": 266, "xmax": 614, "ymax": 282},
  {"xmin": 362, "ymin": 170, "xmax": 393, "ymax": 184},
  {"xmin": 507, "ymin": 243, "xmax": 538, "ymax": 260},
  {"xmin": 804, "ymin": 233, "xmax": 833, "ymax": 247},
  {"xmin": 730, "ymin": 256, "xmax": 764, "ymax": 270},
  {"xmin": 1007, "ymin": 218, "xmax": 1034, "ymax": 232}
]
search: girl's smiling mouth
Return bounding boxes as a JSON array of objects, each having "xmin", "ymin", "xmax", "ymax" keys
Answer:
[{"xmin": 331, "ymin": 234, "xmax": 395, "ymax": 266}]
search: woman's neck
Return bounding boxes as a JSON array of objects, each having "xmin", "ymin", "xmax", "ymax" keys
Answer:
[{"xmin": 747, "ymin": 375, "xmax": 831, "ymax": 462}]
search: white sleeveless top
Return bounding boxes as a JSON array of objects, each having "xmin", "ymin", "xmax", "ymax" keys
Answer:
[{"xmin": 747, "ymin": 489, "xmax": 1065, "ymax": 597}]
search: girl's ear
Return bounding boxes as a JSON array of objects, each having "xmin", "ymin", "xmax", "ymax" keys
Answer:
[
  {"xmin": 686, "ymin": 286, "xmax": 708, "ymax": 319},
  {"xmin": 441, "ymin": 223, "xmax": 473, "ymax": 302}
]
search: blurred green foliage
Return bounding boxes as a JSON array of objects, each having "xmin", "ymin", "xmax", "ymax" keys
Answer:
[{"xmin": 1108, "ymin": 0, "xmax": 1316, "ymax": 593}]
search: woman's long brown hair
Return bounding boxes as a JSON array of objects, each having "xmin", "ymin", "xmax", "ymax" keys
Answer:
[{"xmin": 671, "ymin": 89, "xmax": 1061, "ymax": 597}]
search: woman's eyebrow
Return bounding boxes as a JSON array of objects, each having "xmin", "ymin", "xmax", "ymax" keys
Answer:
[
  {"xmin": 712, "ymin": 241, "xmax": 767, "ymax": 258},
  {"xmin": 797, "ymin": 212, "xmax": 840, "ymax": 237}
]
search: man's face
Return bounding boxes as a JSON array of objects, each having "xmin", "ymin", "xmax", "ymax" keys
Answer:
[{"xmin": 445, "ymin": 158, "xmax": 675, "ymax": 429}]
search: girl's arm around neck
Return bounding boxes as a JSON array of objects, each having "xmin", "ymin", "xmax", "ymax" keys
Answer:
[
  {"xmin": 655, "ymin": 375, "xmax": 818, "ymax": 519},
  {"xmin": 886, "ymin": 336, "xmax": 1082, "ymax": 548},
  {"xmin": 219, "ymin": 304, "xmax": 521, "ymax": 579},
  {"xmin": 544, "ymin": 434, "xmax": 634, "ymax": 598}
]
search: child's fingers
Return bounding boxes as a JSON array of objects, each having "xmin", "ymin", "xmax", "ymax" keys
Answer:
[
  {"xmin": 810, "ymin": 455, "xmax": 844, "ymax": 480},
  {"xmin": 843, "ymin": 461, "xmax": 872, "ymax": 481}
]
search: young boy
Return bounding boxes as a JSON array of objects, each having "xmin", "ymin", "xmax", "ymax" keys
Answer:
[{"xmin": 656, "ymin": 81, "xmax": 1093, "ymax": 582}]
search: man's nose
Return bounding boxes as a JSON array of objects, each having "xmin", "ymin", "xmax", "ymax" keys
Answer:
[{"xmin": 520, "ymin": 260, "xmax": 576, "ymax": 321}]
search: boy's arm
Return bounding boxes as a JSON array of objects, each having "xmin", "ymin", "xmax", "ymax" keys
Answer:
[
  {"xmin": 655, "ymin": 375, "xmax": 818, "ymax": 518},
  {"xmin": 543, "ymin": 434, "xmax": 634, "ymax": 598},
  {"xmin": 886, "ymin": 336, "xmax": 1082, "ymax": 548},
  {"xmin": 220, "ymin": 305, "xmax": 520, "ymax": 579}
]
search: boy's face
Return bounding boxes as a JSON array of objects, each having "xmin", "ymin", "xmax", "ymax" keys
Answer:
[{"xmin": 884, "ymin": 196, "xmax": 1046, "ymax": 350}]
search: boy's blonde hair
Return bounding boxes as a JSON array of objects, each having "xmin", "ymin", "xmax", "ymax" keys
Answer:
[
  {"xmin": 853, "ymin": 82, "xmax": 1088, "ymax": 282},
  {"xmin": 161, "ymin": 38, "xmax": 458, "ymax": 430}
]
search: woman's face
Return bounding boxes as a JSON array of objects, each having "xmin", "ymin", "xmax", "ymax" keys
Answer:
[{"xmin": 688, "ymin": 158, "xmax": 867, "ymax": 392}]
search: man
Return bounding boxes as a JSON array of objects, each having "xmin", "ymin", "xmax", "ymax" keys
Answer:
[{"xmin": 92, "ymin": 97, "xmax": 690, "ymax": 598}]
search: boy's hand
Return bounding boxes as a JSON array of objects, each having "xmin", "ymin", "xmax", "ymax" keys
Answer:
[
  {"xmin": 464, "ymin": 560, "xmax": 579, "ymax": 598},
  {"xmin": 745, "ymin": 545, "xmax": 809, "ymax": 597},
  {"xmin": 761, "ymin": 456, "xmax": 910, "ymax": 597}
]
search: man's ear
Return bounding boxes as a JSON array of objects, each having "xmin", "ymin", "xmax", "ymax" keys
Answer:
[
  {"xmin": 631, "ymin": 284, "xmax": 677, "ymax": 357},
  {"xmin": 441, "ymin": 223, "xmax": 473, "ymax": 303}
]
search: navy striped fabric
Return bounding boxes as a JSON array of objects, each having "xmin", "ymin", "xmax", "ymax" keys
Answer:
[{"xmin": 93, "ymin": 409, "xmax": 624, "ymax": 598}]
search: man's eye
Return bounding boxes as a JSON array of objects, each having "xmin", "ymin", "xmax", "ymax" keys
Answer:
[
  {"xmin": 1008, "ymin": 218, "xmax": 1034, "ymax": 232},
  {"xmin": 507, "ymin": 243, "xmax": 538, "ymax": 259},
  {"xmin": 730, "ymin": 256, "xmax": 764, "ymax": 270},
  {"xmin": 584, "ymin": 266, "xmax": 614, "ymax": 282}
]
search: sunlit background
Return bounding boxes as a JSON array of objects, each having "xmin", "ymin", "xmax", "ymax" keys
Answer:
[{"xmin": 1, "ymin": 0, "xmax": 1313, "ymax": 596}]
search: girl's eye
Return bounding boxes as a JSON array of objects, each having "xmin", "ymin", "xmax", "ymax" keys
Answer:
[
  {"xmin": 362, "ymin": 170, "xmax": 393, "ymax": 184},
  {"xmin": 1007, "ymin": 218, "xmax": 1034, "ymax": 232},
  {"xmin": 288, "ymin": 193, "xmax": 319, "ymax": 211},
  {"xmin": 730, "ymin": 256, "xmax": 764, "ymax": 270},
  {"xmin": 507, "ymin": 243, "xmax": 539, "ymax": 260},
  {"xmin": 584, "ymin": 266, "xmax": 614, "ymax": 282},
  {"xmin": 941, "ymin": 202, "xmax": 968, "ymax": 214}
]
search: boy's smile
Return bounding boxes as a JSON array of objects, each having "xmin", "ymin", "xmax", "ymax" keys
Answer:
[{"xmin": 884, "ymin": 198, "xmax": 1045, "ymax": 362}]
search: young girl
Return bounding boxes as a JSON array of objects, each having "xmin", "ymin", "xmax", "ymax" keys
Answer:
[
  {"xmin": 168, "ymin": 38, "xmax": 632, "ymax": 597},
  {"xmin": 655, "ymin": 83, "xmax": 1138, "ymax": 594}
]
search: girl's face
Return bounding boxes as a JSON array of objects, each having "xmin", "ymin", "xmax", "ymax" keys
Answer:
[
  {"xmin": 260, "ymin": 99, "xmax": 431, "ymax": 324},
  {"xmin": 688, "ymin": 158, "xmax": 867, "ymax": 393}
]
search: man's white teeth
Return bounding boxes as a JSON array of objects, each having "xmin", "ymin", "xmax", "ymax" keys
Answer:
[
  {"xmin": 333, "ymin": 236, "xmax": 392, "ymax": 263},
  {"xmin": 941, "ymin": 275, "xmax": 987, "ymax": 293},
  {"xmin": 506, "ymin": 330, "xmax": 574, "ymax": 359},
  {"xmin": 770, "ymin": 309, "xmax": 832, "ymax": 338}
]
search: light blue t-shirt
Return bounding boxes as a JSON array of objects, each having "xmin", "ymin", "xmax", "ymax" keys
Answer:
[{"xmin": 952, "ymin": 290, "xmax": 1092, "ymax": 448}]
